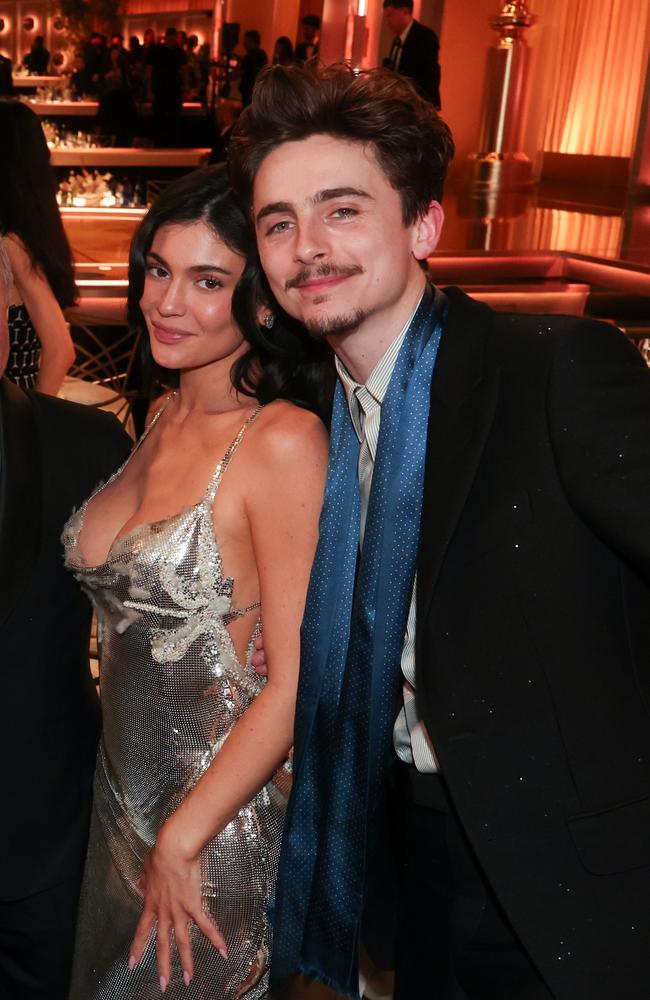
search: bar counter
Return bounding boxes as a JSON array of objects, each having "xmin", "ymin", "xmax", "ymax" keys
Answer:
[
  {"xmin": 27, "ymin": 100, "xmax": 205, "ymax": 117},
  {"xmin": 51, "ymin": 147, "xmax": 211, "ymax": 167},
  {"xmin": 12, "ymin": 74, "xmax": 65, "ymax": 88}
]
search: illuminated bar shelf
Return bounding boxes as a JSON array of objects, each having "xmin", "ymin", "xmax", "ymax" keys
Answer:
[
  {"xmin": 27, "ymin": 100, "xmax": 205, "ymax": 117},
  {"xmin": 51, "ymin": 147, "xmax": 211, "ymax": 167}
]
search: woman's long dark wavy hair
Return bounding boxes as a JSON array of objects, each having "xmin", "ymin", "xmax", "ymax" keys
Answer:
[
  {"xmin": 128, "ymin": 165, "xmax": 334, "ymax": 422},
  {"xmin": 0, "ymin": 101, "xmax": 77, "ymax": 308}
]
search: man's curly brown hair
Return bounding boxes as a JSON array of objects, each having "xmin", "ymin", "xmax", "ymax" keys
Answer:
[{"xmin": 228, "ymin": 63, "xmax": 454, "ymax": 226}]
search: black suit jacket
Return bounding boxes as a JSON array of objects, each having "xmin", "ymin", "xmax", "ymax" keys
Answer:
[
  {"xmin": 397, "ymin": 20, "xmax": 440, "ymax": 108},
  {"xmin": 0, "ymin": 56, "xmax": 13, "ymax": 97},
  {"xmin": 416, "ymin": 288, "xmax": 650, "ymax": 997},
  {"xmin": 0, "ymin": 380, "xmax": 131, "ymax": 899}
]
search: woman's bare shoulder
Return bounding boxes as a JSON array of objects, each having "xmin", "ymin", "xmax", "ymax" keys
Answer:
[
  {"xmin": 250, "ymin": 399, "xmax": 328, "ymax": 468},
  {"xmin": 3, "ymin": 233, "xmax": 45, "ymax": 284},
  {"xmin": 2, "ymin": 232, "xmax": 28, "ymax": 267}
]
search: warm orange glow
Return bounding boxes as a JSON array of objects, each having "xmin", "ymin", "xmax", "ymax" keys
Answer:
[
  {"xmin": 541, "ymin": 0, "xmax": 650, "ymax": 158},
  {"xmin": 522, "ymin": 208, "xmax": 623, "ymax": 259},
  {"xmin": 343, "ymin": 0, "xmax": 355, "ymax": 62},
  {"xmin": 359, "ymin": 0, "xmax": 382, "ymax": 69}
]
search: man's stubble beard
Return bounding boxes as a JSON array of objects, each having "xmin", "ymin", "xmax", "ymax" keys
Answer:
[
  {"xmin": 283, "ymin": 263, "xmax": 367, "ymax": 340},
  {"xmin": 304, "ymin": 307, "xmax": 367, "ymax": 341}
]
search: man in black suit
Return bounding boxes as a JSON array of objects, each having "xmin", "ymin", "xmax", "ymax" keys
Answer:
[
  {"xmin": 384, "ymin": 0, "xmax": 440, "ymax": 107},
  {"xmin": 239, "ymin": 29, "xmax": 268, "ymax": 108},
  {"xmin": 295, "ymin": 14, "xmax": 320, "ymax": 64},
  {"xmin": 0, "ymin": 53, "xmax": 13, "ymax": 97},
  {"xmin": 0, "ymin": 309, "xmax": 131, "ymax": 997},
  {"xmin": 232, "ymin": 64, "xmax": 650, "ymax": 999}
]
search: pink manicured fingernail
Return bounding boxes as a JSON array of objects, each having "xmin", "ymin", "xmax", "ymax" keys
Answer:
[
  {"xmin": 160, "ymin": 975, "xmax": 167, "ymax": 993},
  {"xmin": 128, "ymin": 955, "xmax": 136, "ymax": 971},
  {"xmin": 219, "ymin": 946, "xmax": 228, "ymax": 960},
  {"xmin": 183, "ymin": 970, "xmax": 192, "ymax": 986}
]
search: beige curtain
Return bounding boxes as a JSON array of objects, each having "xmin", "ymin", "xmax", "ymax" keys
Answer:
[{"xmin": 536, "ymin": 0, "xmax": 650, "ymax": 157}]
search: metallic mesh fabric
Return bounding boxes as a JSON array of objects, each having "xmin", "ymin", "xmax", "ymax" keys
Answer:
[{"xmin": 63, "ymin": 405, "xmax": 287, "ymax": 999}]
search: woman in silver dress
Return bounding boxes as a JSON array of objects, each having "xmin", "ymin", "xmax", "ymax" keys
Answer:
[{"xmin": 63, "ymin": 166, "xmax": 330, "ymax": 999}]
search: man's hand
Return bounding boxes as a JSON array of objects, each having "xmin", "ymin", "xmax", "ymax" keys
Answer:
[{"xmin": 251, "ymin": 634, "xmax": 268, "ymax": 677}]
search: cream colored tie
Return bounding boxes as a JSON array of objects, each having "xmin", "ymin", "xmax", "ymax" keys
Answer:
[{"xmin": 355, "ymin": 385, "xmax": 379, "ymax": 547}]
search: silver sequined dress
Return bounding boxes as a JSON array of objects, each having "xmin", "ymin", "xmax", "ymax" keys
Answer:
[{"xmin": 62, "ymin": 403, "xmax": 286, "ymax": 999}]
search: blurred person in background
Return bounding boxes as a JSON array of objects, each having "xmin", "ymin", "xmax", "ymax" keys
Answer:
[
  {"xmin": 83, "ymin": 32, "xmax": 108, "ymax": 95},
  {"xmin": 126, "ymin": 35, "xmax": 148, "ymax": 100},
  {"xmin": 99, "ymin": 44, "xmax": 139, "ymax": 147},
  {"xmin": 273, "ymin": 36, "xmax": 295, "ymax": 67},
  {"xmin": 294, "ymin": 14, "xmax": 320, "ymax": 63},
  {"xmin": 24, "ymin": 34, "xmax": 50, "ymax": 75},
  {"xmin": 184, "ymin": 33, "xmax": 201, "ymax": 100},
  {"xmin": 143, "ymin": 26, "xmax": 156, "ymax": 49},
  {"xmin": 383, "ymin": 0, "xmax": 441, "ymax": 108},
  {"xmin": 0, "ymin": 239, "xmax": 131, "ymax": 1000},
  {"xmin": 239, "ymin": 29, "xmax": 267, "ymax": 108},
  {"xmin": 0, "ymin": 51, "xmax": 12, "ymax": 96},
  {"xmin": 70, "ymin": 51, "xmax": 89, "ymax": 98},
  {"xmin": 148, "ymin": 26, "xmax": 186, "ymax": 146},
  {"xmin": 127, "ymin": 34, "xmax": 143, "ymax": 65},
  {"xmin": 109, "ymin": 31, "xmax": 129, "ymax": 72},
  {"xmin": 0, "ymin": 100, "xmax": 76, "ymax": 394},
  {"xmin": 197, "ymin": 40, "xmax": 212, "ymax": 106}
]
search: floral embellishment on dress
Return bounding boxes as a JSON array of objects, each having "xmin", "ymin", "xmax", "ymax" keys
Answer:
[{"xmin": 124, "ymin": 570, "xmax": 235, "ymax": 663}]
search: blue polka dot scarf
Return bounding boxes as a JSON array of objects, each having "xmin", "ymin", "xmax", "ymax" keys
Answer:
[{"xmin": 270, "ymin": 285, "xmax": 446, "ymax": 997}]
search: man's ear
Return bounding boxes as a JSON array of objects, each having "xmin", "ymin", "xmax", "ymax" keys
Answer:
[{"xmin": 412, "ymin": 200, "xmax": 444, "ymax": 261}]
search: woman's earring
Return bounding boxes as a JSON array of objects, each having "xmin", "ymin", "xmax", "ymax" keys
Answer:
[{"xmin": 263, "ymin": 313, "xmax": 275, "ymax": 330}]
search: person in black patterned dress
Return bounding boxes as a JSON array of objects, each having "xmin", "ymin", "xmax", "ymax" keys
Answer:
[
  {"xmin": 0, "ymin": 100, "xmax": 76, "ymax": 394},
  {"xmin": 0, "ymin": 238, "xmax": 133, "ymax": 1000}
]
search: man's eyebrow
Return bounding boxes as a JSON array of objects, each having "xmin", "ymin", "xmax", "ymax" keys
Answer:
[
  {"xmin": 255, "ymin": 187, "xmax": 372, "ymax": 225},
  {"xmin": 256, "ymin": 201, "xmax": 294, "ymax": 224},
  {"xmin": 313, "ymin": 187, "xmax": 372, "ymax": 203}
]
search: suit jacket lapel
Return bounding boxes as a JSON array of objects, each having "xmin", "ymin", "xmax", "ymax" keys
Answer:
[
  {"xmin": 416, "ymin": 288, "xmax": 501, "ymax": 645},
  {"xmin": 0, "ymin": 378, "xmax": 42, "ymax": 630}
]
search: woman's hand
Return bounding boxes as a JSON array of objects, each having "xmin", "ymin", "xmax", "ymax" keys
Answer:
[{"xmin": 128, "ymin": 824, "xmax": 228, "ymax": 992}]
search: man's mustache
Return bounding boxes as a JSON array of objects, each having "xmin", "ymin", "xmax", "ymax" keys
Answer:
[{"xmin": 285, "ymin": 263, "xmax": 364, "ymax": 292}]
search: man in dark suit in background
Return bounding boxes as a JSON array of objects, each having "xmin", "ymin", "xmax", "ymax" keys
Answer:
[
  {"xmin": 232, "ymin": 63, "xmax": 650, "ymax": 1000},
  {"xmin": 239, "ymin": 29, "xmax": 268, "ymax": 108},
  {"xmin": 149, "ymin": 26, "xmax": 186, "ymax": 146},
  {"xmin": 0, "ymin": 52, "xmax": 13, "ymax": 97},
  {"xmin": 295, "ymin": 14, "xmax": 320, "ymax": 64},
  {"xmin": 384, "ymin": 0, "xmax": 441, "ymax": 107},
  {"xmin": 0, "ymin": 303, "xmax": 131, "ymax": 998}
]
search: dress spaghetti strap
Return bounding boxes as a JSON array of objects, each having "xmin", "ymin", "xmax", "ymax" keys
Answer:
[{"xmin": 205, "ymin": 404, "xmax": 264, "ymax": 506}]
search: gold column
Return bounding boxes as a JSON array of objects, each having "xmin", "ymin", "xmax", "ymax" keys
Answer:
[{"xmin": 465, "ymin": 1, "xmax": 537, "ymax": 191}]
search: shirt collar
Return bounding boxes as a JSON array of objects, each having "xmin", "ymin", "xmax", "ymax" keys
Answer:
[
  {"xmin": 335, "ymin": 290, "xmax": 425, "ymax": 438},
  {"xmin": 400, "ymin": 19, "xmax": 414, "ymax": 44}
]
